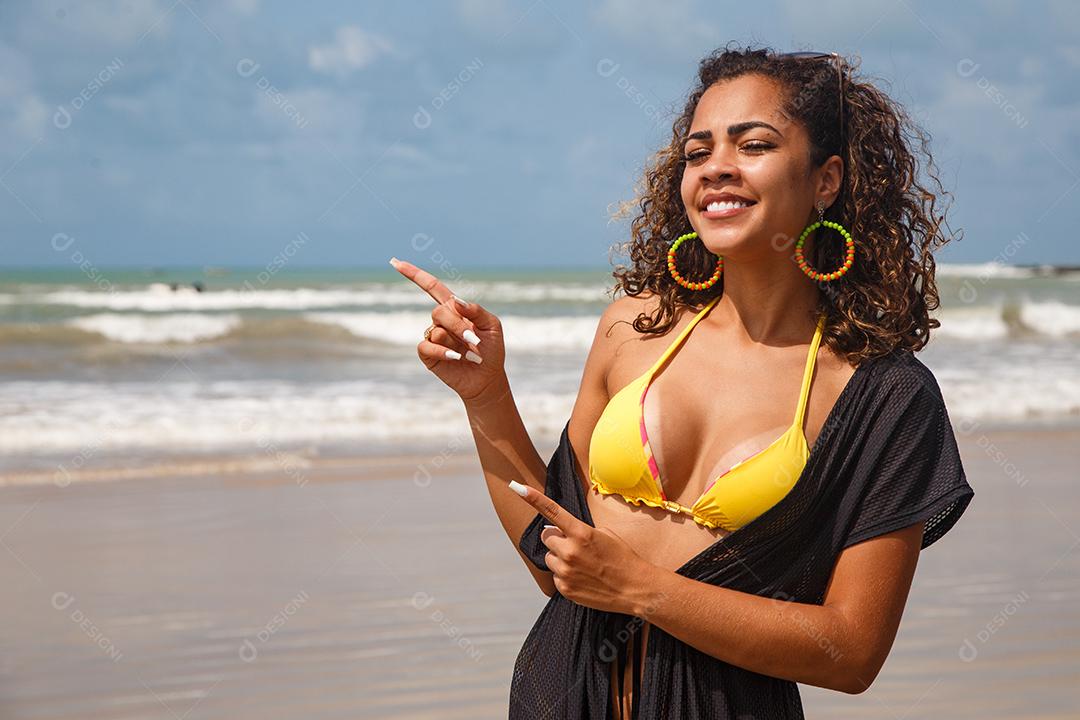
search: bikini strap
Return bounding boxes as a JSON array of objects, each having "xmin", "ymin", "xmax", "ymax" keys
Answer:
[
  {"xmin": 793, "ymin": 312, "xmax": 827, "ymax": 428},
  {"xmin": 646, "ymin": 295, "xmax": 721, "ymax": 375}
]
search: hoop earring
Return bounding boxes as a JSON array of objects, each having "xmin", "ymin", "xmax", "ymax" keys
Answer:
[
  {"xmin": 795, "ymin": 200, "xmax": 855, "ymax": 282},
  {"xmin": 668, "ymin": 232, "xmax": 723, "ymax": 290}
]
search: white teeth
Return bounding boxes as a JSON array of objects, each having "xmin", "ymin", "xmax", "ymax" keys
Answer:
[{"xmin": 706, "ymin": 200, "xmax": 751, "ymax": 212}]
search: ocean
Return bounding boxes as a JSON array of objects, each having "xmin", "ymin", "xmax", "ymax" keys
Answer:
[{"xmin": 2, "ymin": 263, "xmax": 1079, "ymax": 477}]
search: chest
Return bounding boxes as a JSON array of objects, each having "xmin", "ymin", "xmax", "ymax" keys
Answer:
[{"xmin": 606, "ymin": 339, "xmax": 815, "ymax": 501}]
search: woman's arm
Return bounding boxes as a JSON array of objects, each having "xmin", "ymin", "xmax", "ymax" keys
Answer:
[
  {"xmin": 385, "ymin": 257, "xmax": 622, "ymax": 597},
  {"xmin": 626, "ymin": 521, "xmax": 924, "ymax": 694},
  {"xmin": 464, "ymin": 298, "xmax": 623, "ymax": 597},
  {"xmin": 462, "ymin": 375, "xmax": 557, "ymax": 597}
]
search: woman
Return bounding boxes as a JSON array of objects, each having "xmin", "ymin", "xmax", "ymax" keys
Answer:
[{"xmin": 391, "ymin": 45, "xmax": 973, "ymax": 720}]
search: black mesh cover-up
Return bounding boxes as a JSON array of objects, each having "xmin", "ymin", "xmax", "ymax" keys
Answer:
[{"xmin": 510, "ymin": 348, "xmax": 975, "ymax": 719}]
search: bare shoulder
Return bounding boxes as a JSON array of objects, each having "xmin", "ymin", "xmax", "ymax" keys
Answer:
[
  {"xmin": 596, "ymin": 292, "xmax": 661, "ymax": 343},
  {"xmin": 586, "ymin": 291, "xmax": 667, "ymax": 363}
]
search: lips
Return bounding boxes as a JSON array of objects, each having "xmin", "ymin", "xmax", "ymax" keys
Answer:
[
  {"xmin": 701, "ymin": 198, "xmax": 755, "ymax": 219},
  {"xmin": 699, "ymin": 192, "xmax": 756, "ymax": 210}
]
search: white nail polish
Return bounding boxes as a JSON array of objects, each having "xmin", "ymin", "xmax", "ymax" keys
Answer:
[
  {"xmin": 452, "ymin": 294, "xmax": 469, "ymax": 307},
  {"xmin": 463, "ymin": 328, "xmax": 481, "ymax": 345},
  {"xmin": 508, "ymin": 480, "xmax": 528, "ymax": 497},
  {"xmin": 543, "ymin": 524, "xmax": 557, "ymax": 530},
  {"xmin": 389, "ymin": 257, "xmax": 399, "ymax": 267},
  {"xmin": 445, "ymin": 349, "xmax": 462, "ymax": 360},
  {"xmin": 465, "ymin": 350, "xmax": 482, "ymax": 364}
]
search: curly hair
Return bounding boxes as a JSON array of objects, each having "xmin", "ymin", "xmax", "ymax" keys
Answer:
[{"xmin": 606, "ymin": 43, "xmax": 961, "ymax": 363}]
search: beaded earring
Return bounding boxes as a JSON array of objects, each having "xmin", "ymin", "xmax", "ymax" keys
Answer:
[
  {"xmin": 795, "ymin": 200, "xmax": 855, "ymax": 282},
  {"xmin": 667, "ymin": 231, "xmax": 723, "ymax": 290}
]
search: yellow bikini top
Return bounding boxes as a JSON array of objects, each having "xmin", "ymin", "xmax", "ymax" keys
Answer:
[{"xmin": 588, "ymin": 295, "xmax": 826, "ymax": 531}]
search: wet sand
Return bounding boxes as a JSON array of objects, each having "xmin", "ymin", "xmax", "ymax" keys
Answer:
[{"xmin": 1, "ymin": 426, "xmax": 1078, "ymax": 718}]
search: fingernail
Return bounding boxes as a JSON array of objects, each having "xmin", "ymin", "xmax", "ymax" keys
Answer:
[
  {"xmin": 463, "ymin": 328, "xmax": 481, "ymax": 345},
  {"xmin": 543, "ymin": 524, "xmax": 557, "ymax": 530},
  {"xmin": 465, "ymin": 350, "xmax": 482, "ymax": 364},
  {"xmin": 452, "ymin": 294, "xmax": 469, "ymax": 308},
  {"xmin": 444, "ymin": 349, "xmax": 462, "ymax": 360},
  {"xmin": 388, "ymin": 257, "xmax": 399, "ymax": 267},
  {"xmin": 508, "ymin": 480, "xmax": 528, "ymax": 497}
]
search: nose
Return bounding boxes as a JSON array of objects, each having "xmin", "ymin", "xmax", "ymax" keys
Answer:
[{"xmin": 700, "ymin": 151, "xmax": 739, "ymax": 183}]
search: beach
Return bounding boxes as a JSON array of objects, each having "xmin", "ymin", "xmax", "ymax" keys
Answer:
[
  {"xmin": 1, "ymin": 264, "xmax": 1078, "ymax": 716},
  {"xmin": 1, "ymin": 425, "xmax": 1078, "ymax": 719}
]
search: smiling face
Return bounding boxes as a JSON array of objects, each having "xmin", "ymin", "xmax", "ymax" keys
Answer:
[{"xmin": 679, "ymin": 73, "xmax": 841, "ymax": 262}]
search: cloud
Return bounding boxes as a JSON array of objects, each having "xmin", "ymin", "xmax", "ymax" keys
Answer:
[{"xmin": 308, "ymin": 25, "xmax": 395, "ymax": 77}]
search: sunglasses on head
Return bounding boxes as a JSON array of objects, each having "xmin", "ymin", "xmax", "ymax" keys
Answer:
[{"xmin": 776, "ymin": 51, "xmax": 846, "ymax": 149}]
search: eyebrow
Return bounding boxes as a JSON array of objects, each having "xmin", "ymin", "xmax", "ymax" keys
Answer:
[{"xmin": 682, "ymin": 121, "xmax": 783, "ymax": 147}]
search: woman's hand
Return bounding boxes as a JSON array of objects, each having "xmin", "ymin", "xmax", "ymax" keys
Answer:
[
  {"xmin": 508, "ymin": 480, "xmax": 654, "ymax": 615},
  {"xmin": 389, "ymin": 257, "xmax": 507, "ymax": 403}
]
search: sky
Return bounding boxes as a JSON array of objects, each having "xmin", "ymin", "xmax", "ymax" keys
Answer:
[{"xmin": 1, "ymin": 0, "xmax": 1078, "ymax": 269}]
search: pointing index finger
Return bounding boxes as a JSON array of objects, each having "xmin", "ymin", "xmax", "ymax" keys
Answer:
[
  {"xmin": 508, "ymin": 480, "xmax": 587, "ymax": 538},
  {"xmin": 389, "ymin": 257, "xmax": 453, "ymax": 306}
]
